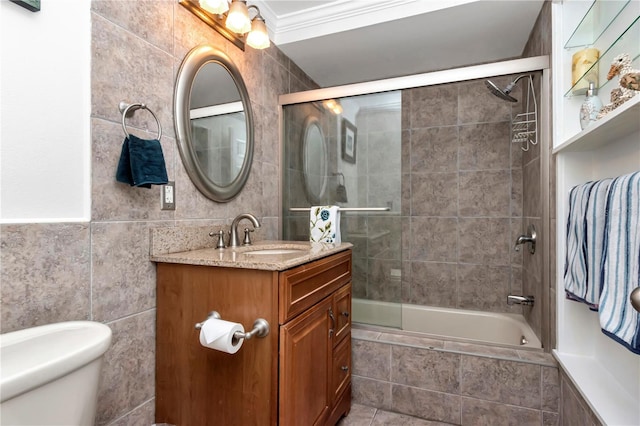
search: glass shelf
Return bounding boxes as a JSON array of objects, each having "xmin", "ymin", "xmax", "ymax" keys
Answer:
[
  {"xmin": 564, "ymin": 0, "xmax": 629, "ymax": 49},
  {"xmin": 565, "ymin": 15, "xmax": 639, "ymax": 97}
]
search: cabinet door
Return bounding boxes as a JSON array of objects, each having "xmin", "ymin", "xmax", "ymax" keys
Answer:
[
  {"xmin": 279, "ymin": 297, "xmax": 332, "ymax": 426},
  {"xmin": 331, "ymin": 335, "xmax": 351, "ymax": 405},
  {"xmin": 333, "ymin": 282, "xmax": 351, "ymax": 345}
]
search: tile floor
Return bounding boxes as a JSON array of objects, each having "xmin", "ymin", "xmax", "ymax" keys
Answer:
[{"xmin": 337, "ymin": 403, "xmax": 454, "ymax": 425}]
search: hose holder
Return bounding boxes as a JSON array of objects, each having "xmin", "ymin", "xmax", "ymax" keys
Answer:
[{"xmin": 195, "ymin": 311, "xmax": 270, "ymax": 340}]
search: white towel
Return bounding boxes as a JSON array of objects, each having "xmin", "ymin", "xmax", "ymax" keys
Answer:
[
  {"xmin": 309, "ymin": 206, "xmax": 341, "ymax": 244},
  {"xmin": 599, "ymin": 171, "xmax": 640, "ymax": 354},
  {"xmin": 564, "ymin": 180, "xmax": 598, "ymax": 308}
]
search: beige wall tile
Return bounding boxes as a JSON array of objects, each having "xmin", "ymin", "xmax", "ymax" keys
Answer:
[
  {"xmin": 457, "ymin": 264, "xmax": 511, "ymax": 312},
  {"xmin": 0, "ymin": 223, "xmax": 91, "ymax": 333},
  {"xmin": 411, "ymin": 127, "xmax": 459, "ymax": 173},
  {"xmin": 459, "ymin": 170, "xmax": 511, "ymax": 217},
  {"xmin": 460, "ymin": 356, "xmax": 541, "ymax": 409},
  {"xmin": 410, "ymin": 217, "xmax": 458, "ymax": 262},
  {"xmin": 352, "ymin": 340, "xmax": 392, "ymax": 380},
  {"xmin": 412, "ymin": 172, "xmax": 459, "ymax": 217},
  {"xmin": 409, "ymin": 85, "xmax": 459, "ymax": 128},
  {"xmin": 458, "ymin": 122, "xmax": 511, "ymax": 171},
  {"xmin": 91, "ymin": 222, "xmax": 158, "ymax": 322},
  {"xmin": 410, "ymin": 261, "xmax": 457, "ymax": 307},
  {"xmin": 351, "ymin": 376, "xmax": 392, "ymax": 411},
  {"xmin": 96, "ymin": 311, "xmax": 155, "ymax": 425},
  {"xmin": 458, "ymin": 218, "xmax": 511, "ymax": 265},
  {"xmin": 460, "ymin": 397, "xmax": 542, "ymax": 426},
  {"xmin": 391, "ymin": 346, "xmax": 460, "ymax": 393}
]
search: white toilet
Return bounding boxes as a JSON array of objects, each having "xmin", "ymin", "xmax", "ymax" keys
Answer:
[{"xmin": 0, "ymin": 321, "xmax": 112, "ymax": 425}]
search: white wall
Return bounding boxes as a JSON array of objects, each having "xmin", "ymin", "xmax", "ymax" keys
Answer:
[{"xmin": 0, "ymin": 0, "xmax": 91, "ymax": 222}]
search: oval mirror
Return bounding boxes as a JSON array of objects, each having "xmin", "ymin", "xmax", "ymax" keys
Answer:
[
  {"xmin": 302, "ymin": 116, "xmax": 327, "ymax": 204},
  {"xmin": 175, "ymin": 44, "xmax": 254, "ymax": 202}
]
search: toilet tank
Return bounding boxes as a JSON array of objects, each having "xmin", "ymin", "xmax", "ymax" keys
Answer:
[{"xmin": 0, "ymin": 321, "xmax": 112, "ymax": 425}]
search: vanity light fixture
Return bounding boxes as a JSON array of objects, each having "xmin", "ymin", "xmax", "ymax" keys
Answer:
[{"xmin": 182, "ymin": 0, "xmax": 270, "ymax": 50}]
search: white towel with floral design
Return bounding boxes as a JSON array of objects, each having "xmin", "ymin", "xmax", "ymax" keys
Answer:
[{"xmin": 309, "ymin": 206, "xmax": 341, "ymax": 244}]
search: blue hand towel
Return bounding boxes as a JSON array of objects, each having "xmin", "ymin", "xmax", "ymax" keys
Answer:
[
  {"xmin": 116, "ymin": 134, "xmax": 168, "ymax": 188},
  {"xmin": 564, "ymin": 180, "xmax": 599, "ymax": 309},
  {"xmin": 599, "ymin": 171, "xmax": 640, "ymax": 354},
  {"xmin": 309, "ymin": 206, "xmax": 341, "ymax": 244}
]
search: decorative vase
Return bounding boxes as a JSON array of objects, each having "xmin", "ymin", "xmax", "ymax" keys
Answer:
[{"xmin": 579, "ymin": 82, "xmax": 602, "ymax": 130}]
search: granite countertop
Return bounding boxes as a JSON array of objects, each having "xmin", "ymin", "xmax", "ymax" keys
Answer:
[{"xmin": 150, "ymin": 240, "xmax": 353, "ymax": 271}]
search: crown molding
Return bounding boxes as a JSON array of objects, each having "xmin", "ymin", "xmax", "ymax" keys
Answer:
[{"xmin": 253, "ymin": 0, "xmax": 478, "ymax": 46}]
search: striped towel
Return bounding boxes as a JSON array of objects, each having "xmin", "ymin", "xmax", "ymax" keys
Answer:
[
  {"xmin": 564, "ymin": 180, "xmax": 599, "ymax": 309},
  {"xmin": 584, "ymin": 178, "xmax": 613, "ymax": 308},
  {"xmin": 599, "ymin": 171, "xmax": 640, "ymax": 354}
]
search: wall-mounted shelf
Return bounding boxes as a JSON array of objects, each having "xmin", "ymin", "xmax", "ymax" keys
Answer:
[
  {"xmin": 554, "ymin": 1, "xmax": 640, "ymax": 424},
  {"xmin": 565, "ymin": 14, "xmax": 639, "ymax": 97},
  {"xmin": 553, "ymin": 96, "xmax": 639, "ymax": 153},
  {"xmin": 564, "ymin": 0, "xmax": 628, "ymax": 49}
]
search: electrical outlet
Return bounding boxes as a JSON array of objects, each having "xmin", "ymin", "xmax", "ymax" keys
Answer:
[{"xmin": 161, "ymin": 181, "xmax": 175, "ymax": 210}]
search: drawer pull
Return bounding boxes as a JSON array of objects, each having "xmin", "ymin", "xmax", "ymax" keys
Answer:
[
  {"xmin": 341, "ymin": 366, "xmax": 349, "ymax": 372},
  {"xmin": 341, "ymin": 311, "xmax": 349, "ymax": 317}
]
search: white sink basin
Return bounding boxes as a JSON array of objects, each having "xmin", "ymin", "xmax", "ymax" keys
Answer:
[{"xmin": 244, "ymin": 248, "xmax": 306, "ymax": 255}]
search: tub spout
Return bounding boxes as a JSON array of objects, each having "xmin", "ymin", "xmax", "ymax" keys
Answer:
[{"xmin": 507, "ymin": 295, "xmax": 535, "ymax": 306}]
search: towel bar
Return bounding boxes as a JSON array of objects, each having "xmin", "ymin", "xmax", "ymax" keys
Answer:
[
  {"xmin": 290, "ymin": 207, "xmax": 390, "ymax": 212},
  {"xmin": 118, "ymin": 101, "xmax": 162, "ymax": 141}
]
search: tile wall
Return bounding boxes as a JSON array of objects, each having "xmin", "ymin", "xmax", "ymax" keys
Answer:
[
  {"xmin": 351, "ymin": 327, "xmax": 560, "ymax": 426},
  {"xmin": 0, "ymin": 1, "xmax": 317, "ymax": 424},
  {"xmin": 399, "ymin": 77, "xmax": 525, "ymax": 314}
]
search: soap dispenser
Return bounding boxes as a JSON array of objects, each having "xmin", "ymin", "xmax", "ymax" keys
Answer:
[{"xmin": 579, "ymin": 81, "xmax": 602, "ymax": 130}]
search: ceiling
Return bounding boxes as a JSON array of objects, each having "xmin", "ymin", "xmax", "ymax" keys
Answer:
[{"xmin": 253, "ymin": 0, "xmax": 545, "ymax": 87}]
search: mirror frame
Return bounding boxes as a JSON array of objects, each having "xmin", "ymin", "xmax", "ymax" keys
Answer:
[
  {"xmin": 175, "ymin": 44, "xmax": 254, "ymax": 202},
  {"xmin": 301, "ymin": 116, "xmax": 328, "ymax": 204}
]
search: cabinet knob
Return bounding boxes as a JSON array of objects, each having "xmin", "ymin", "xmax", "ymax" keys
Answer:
[
  {"xmin": 341, "ymin": 365, "xmax": 349, "ymax": 372},
  {"xmin": 341, "ymin": 311, "xmax": 349, "ymax": 317}
]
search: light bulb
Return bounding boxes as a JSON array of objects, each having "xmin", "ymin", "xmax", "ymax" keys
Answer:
[
  {"xmin": 225, "ymin": 0, "xmax": 251, "ymax": 34},
  {"xmin": 199, "ymin": 0, "xmax": 229, "ymax": 15},
  {"xmin": 246, "ymin": 18, "xmax": 270, "ymax": 49}
]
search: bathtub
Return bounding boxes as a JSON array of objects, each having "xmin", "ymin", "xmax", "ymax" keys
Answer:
[{"xmin": 352, "ymin": 299, "xmax": 542, "ymax": 349}]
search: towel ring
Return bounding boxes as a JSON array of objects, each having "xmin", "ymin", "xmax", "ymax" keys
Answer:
[{"xmin": 118, "ymin": 101, "xmax": 162, "ymax": 141}]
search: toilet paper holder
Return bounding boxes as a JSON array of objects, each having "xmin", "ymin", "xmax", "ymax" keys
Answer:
[{"xmin": 195, "ymin": 311, "xmax": 270, "ymax": 340}]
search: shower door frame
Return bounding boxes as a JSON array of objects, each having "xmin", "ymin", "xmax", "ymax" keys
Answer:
[{"xmin": 278, "ymin": 55, "xmax": 552, "ymax": 349}]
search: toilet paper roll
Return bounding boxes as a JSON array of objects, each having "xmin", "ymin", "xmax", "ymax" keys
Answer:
[{"xmin": 198, "ymin": 318, "xmax": 244, "ymax": 354}]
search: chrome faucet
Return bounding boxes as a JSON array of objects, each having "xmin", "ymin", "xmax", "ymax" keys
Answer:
[
  {"xmin": 507, "ymin": 295, "xmax": 535, "ymax": 306},
  {"xmin": 514, "ymin": 224, "xmax": 536, "ymax": 254},
  {"xmin": 229, "ymin": 213, "xmax": 261, "ymax": 247}
]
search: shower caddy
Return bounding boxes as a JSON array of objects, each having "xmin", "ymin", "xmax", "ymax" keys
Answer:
[{"xmin": 511, "ymin": 75, "xmax": 538, "ymax": 152}]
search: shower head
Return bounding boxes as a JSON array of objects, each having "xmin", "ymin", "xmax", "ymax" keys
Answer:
[
  {"xmin": 485, "ymin": 79, "xmax": 518, "ymax": 102},
  {"xmin": 485, "ymin": 75, "xmax": 533, "ymax": 103}
]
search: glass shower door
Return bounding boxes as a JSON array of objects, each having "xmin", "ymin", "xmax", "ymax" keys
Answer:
[{"xmin": 282, "ymin": 91, "xmax": 403, "ymax": 329}]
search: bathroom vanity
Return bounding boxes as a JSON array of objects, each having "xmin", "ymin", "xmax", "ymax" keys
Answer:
[{"xmin": 152, "ymin": 242, "xmax": 352, "ymax": 426}]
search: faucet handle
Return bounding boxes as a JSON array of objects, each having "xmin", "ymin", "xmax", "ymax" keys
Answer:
[
  {"xmin": 208, "ymin": 229, "xmax": 226, "ymax": 249},
  {"xmin": 243, "ymin": 228, "xmax": 255, "ymax": 245}
]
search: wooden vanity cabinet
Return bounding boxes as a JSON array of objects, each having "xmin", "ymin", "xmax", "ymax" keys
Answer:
[{"xmin": 155, "ymin": 249, "xmax": 352, "ymax": 426}]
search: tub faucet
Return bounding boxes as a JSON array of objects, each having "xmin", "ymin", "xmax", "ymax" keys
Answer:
[
  {"xmin": 514, "ymin": 224, "xmax": 536, "ymax": 254},
  {"xmin": 229, "ymin": 213, "xmax": 261, "ymax": 247},
  {"xmin": 507, "ymin": 295, "xmax": 535, "ymax": 306}
]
